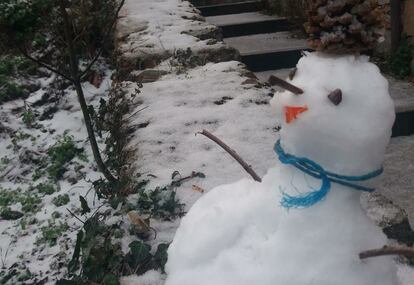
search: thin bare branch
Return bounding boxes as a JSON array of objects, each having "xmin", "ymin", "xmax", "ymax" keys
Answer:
[
  {"xmin": 196, "ymin": 129, "xmax": 262, "ymax": 182},
  {"xmin": 67, "ymin": 209, "xmax": 85, "ymax": 224},
  {"xmin": 359, "ymin": 246, "xmax": 414, "ymax": 260},
  {"xmin": 17, "ymin": 46, "xmax": 74, "ymax": 82},
  {"xmin": 268, "ymin": 75, "xmax": 303, "ymax": 95},
  {"xmin": 80, "ymin": 0, "xmax": 126, "ymax": 78}
]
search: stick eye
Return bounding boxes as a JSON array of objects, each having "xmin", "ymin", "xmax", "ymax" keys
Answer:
[{"xmin": 328, "ymin": 89, "xmax": 342, "ymax": 105}]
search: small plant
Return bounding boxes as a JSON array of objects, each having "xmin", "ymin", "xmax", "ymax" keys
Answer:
[
  {"xmin": 58, "ymin": 211, "xmax": 169, "ymax": 284},
  {"xmin": 47, "ymin": 133, "xmax": 84, "ymax": 180},
  {"xmin": 51, "ymin": 211, "xmax": 61, "ymax": 219},
  {"xmin": 0, "ymin": 262, "xmax": 32, "ymax": 284},
  {"xmin": 32, "ymin": 168, "xmax": 44, "ymax": 181},
  {"xmin": 169, "ymin": 48, "xmax": 203, "ymax": 74},
  {"xmin": 53, "ymin": 194, "xmax": 70, "ymax": 207},
  {"xmin": 20, "ymin": 194, "xmax": 42, "ymax": 213},
  {"xmin": 22, "ymin": 107, "xmax": 36, "ymax": 127},
  {"xmin": 36, "ymin": 221, "xmax": 69, "ymax": 246},
  {"xmin": 0, "ymin": 188, "xmax": 17, "ymax": 207},
  {"xmin": 137, "ymin": 186, "xmax": 184, "ymax": 219},
  {"xmin": 0, "ymin": 56, "xmax": 35, "ymax": 76},
  {"xmin": 0, "ymin": 78, "xmax": 26, "ymax": 103},
  {"xmin": 0, "ymin": 55, "xmax": 35, "ymax": 103},
  {"xmin": 35, "ymin": 182, "xmax": 57, "ymax": 195},
  {"xmin": 389, "ymin": 38, "xmax": 413, "ymax": 79},
  {"xmin": 0, "ymin": 156, "xmax": 10, "ymax": 165},
  {"xmin": 0, "ymin": 188, "xmax": 42, "ymax": 214}
]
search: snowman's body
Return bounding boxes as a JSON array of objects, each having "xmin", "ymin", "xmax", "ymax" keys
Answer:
[{"xmin": 165, "ymin": 53, "xmax": 398, "ymax": 285}]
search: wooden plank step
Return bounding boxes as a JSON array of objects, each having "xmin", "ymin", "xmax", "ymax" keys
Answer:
[
  {"xmin": 197, "ymin": 1, "xmax": 265, "ymax": 16},
  {"xmin": 190, "ymin": 0, "xmax": 254, "ymax": 7},
  {"xmin": 206, "ymin": 12, "xmax": 293, "ymax": 37}
]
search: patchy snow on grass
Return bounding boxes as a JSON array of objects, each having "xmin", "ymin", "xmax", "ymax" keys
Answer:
[{"xmin": 0, "ymin": 65, "xmax": 113, "ymax": 284}]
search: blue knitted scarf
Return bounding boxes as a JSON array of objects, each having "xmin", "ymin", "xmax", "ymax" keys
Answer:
[{"xmin": 274, "ymin": 140, "xmax": 383, "ymax": 209}]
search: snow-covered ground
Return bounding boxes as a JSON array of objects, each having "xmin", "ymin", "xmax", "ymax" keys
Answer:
[
  {"xmin": 126, "ymin": 61, "xmax": 277, "ymax": 208},
  {"xmin": 1, "ymin": 0, "xmax": 412, "ymax": 284},
  {"xmin": 0, "ymin": 66, "xmax": 114, "ymax": 284},
  {"xmin": 117, "ymin": 1, "xmax": 414, "ymax": 284},
  {"xmin": 116, "ymin": 0, "xmax": 238, "ymax": 76}
]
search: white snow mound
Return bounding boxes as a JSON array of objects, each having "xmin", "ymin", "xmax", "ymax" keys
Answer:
[{"xmin": 165, "ymin": 53, "xmax": 397, "ymax": 285}]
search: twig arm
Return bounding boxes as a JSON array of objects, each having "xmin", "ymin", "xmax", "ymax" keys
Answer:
[
  {"xmin": 359, "ymin": 246, "xmax": 414, "ymax": 260},
  {"xmin": 197, "ymin": 129, "xmax": 262, "ymax": 182}
]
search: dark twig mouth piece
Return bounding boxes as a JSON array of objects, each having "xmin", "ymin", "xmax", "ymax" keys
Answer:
[{"xmin": 268, "ymin": 75, "xmax": 304, "ymax": 95}]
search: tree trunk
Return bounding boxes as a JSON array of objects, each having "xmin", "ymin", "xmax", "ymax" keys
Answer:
[{"xmin": 59, "ymin": 1, "xmax": 117, "ymax": 184}]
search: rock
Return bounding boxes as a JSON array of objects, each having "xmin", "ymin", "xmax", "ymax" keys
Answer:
[
  {"xmin": 22, "ymin": 82, "xmax": 41, "ymax": 93},
  {"xmin": 116, "ymin": 52, "xmax": 171, "ymax": 80},
  {"xmin": 241, "ymin": 78, "xmax": 258, "ymax": 85},
  {"xmin": 383, "ymin": 218, "xmax": 414, "ymax": 246},
  {"xmin": 197, "ymin": 46, "xmax": 240, "ymax": 64},
  {"xmin": 182, "ymin": 26, "xmax": 222, "ymax": 41},
  {"xmin": 1, "ymin": 209, "xmax": 24, "ymax": 220},
  {"xmin": 115, "ymin": 18, "xmax": 149, "ymax": 40},
  {"xmin": 39, "ymin": 106, "xmax": 58, "ymax": 121},
  {"xmin": 129, "ymin": 70, "xmax": 168, "ymax": 83},
  {"xmin": 361, "ymin": 192, "xmax": 408, "ymax": 228}
]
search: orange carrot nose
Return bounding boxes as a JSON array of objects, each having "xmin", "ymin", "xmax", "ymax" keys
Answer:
[{"xmin": 285, "ymin": 105, "xmax": 308, "ymax": 124}]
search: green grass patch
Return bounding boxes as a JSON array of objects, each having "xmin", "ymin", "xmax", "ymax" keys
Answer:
[
  {"xmin": 36, "ymin": 221, "xmax": 69, "ymax": 246},
  {"xmin": 0, "ymin": 187, "xmax": 42, "ymax": 214},
  {"xmin": 53, "ymin": 194, "xmax": 70, "ymax": 207},
  {"xmin": 47, "ymin": 133, "xmax": 84, "ymax": 180}
]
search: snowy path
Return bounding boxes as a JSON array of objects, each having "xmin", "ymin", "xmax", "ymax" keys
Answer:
[{"xmin": 127, "ymin": 61, "xmax": 278, "ymax": 209}]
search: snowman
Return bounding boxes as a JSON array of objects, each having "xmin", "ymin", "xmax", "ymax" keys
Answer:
[{"xmin": 164, "ymin": 52, "xmax": 397, "ymax": 285}]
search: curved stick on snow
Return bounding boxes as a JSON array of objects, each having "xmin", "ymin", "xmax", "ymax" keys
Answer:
[
  {"xmin": 359, "ymin": 246, "xmax": 414, "ymax": 260},
  {"xmin": 196, "ymin": 129, "xmax": 262, "ymax": 182},
  {"xmin": 268, "ymin": 75, "xmax": 304, "ymax": 95}
]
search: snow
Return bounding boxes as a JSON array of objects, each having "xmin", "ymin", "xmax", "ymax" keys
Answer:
[
  {"xmin": 117, "ymin": 0, "xmax": 229, "ymax": 64},
  {"xmin": 0, "ymin": 65, "xmax": 113, "ymax": 284},
  {"xmin": 165, "ymin": 53, "xmax": 400, "ymax": 285},
  {"xmin": 126, "ymin": 60, "xmax": 278, "ymax": 208},
  {"xmin": 121, "ymin": 270, "xmax": 164, "ymax": 285}
]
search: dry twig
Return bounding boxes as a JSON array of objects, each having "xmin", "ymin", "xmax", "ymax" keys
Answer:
[
  {"xmin": 359, "ymin": 246, "xmax": 414, "ymax": 260},
  {"xmin": 268, "ymin": 75, "xmax": 304, "ymax": 95},
  {"xmin": 196, "ymin": 129, "xmax": 262, "ymax": 182}
]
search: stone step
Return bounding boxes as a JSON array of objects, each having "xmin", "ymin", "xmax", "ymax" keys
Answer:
[
  {"xmin": 206, "ymin": 12, "xmax": 293, "ymax": 37},
  {"xmin": 393, "ymin": 112, "xmax": 414, "ymax": 137},
  {"xmin": 197, "ymin": 1, "xmax": 265, "ymax": 17},
  {"xmin": 190, "ymin": 0, "xmax": 255, "ymax": 7},
  {"xmin": 224, "ymin": 31, "xmax": 308, "ymax": 70},
  {"xmin": 389, "ymin": 78, "xmax": 414, "ymax": 136}
]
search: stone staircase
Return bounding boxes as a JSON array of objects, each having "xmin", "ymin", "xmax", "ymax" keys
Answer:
[{"xmin": 190, "ymin": 0, "xmax": 414, "ymax": 137}]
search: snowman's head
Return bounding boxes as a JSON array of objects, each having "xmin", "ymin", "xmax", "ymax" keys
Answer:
[{"xmin": 270, "ymin": 52, "xmax": 395, "ymax": 175}]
